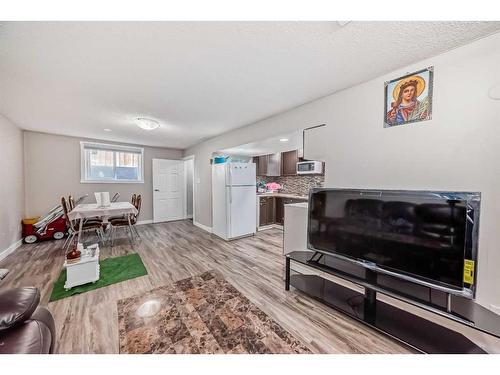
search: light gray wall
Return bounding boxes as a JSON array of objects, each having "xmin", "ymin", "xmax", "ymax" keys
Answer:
[
  {"xmin": 24, "ymin": 131, "xmax": 182, "ymax": 222},
  {"xmin": 185, "ymin": 32, "xmax": 500, "ymax": 312},
  {"xmin": 0, "ymin": 115, "xmax": 25, "ymax": 255}
]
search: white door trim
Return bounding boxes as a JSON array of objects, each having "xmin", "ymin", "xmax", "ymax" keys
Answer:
[{"xmin": 183, "ymin": 154, "xmax": 195, "ymax": 223}]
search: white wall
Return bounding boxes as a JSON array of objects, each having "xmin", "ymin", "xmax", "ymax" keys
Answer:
[
  {"xmin": 185, "ymin": 32, "xmax": 500, "ymax": 311},
  {"xmin": 24, "ymin": 131, "xmax": 183, "ymax": 222},
  {"xmin": 0, "ymin": 115, "xmax": 25, "ymax": 257}
]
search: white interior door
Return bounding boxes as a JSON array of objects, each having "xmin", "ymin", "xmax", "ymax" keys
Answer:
[{"xmin": 153, "ymin": 159, "xmax": 185, "ymax": 223}]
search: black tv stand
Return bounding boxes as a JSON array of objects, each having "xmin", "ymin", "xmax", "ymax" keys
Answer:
[
  {"xmin": 285, "ymin": 251, "xmax": 500, "ymax": 353},
  {"xmin": 363, "ymin": 268, "xmax": 378, "ymax": 324},
  {"xmin": 307, "ymin": 251, "xmax": 325, "ymax": 263}
]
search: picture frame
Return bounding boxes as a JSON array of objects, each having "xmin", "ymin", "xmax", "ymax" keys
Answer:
[{"xmin": 384, "ymin": 67, "xmax": 433, "ymax": 128}]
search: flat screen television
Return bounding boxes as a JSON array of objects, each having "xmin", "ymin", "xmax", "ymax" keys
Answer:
[{"xmin": 307, "ymin": 188, "xmax": 480, "ymax": 298}]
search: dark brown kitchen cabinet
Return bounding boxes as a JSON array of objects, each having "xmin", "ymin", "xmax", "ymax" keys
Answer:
[
  {"xmin": 259, "ymin": 197, "xmax": 268, "ymax": 226},
  {"xmin": 281, "ymin": 150, "xmax": 299, "ymax": 176},
  {"xmin": 266, "ymin": 197, "xmax": 275, "ymax": 224},
  {"xmin": 254, "ymin": 150, "xmax": 300, "ymax": 177},
  {"xmin": 266, "ymin": 153, "xmax": 281, "ymax": 176},
  {"xmin": 259, "ymin": 196, "xmax": 275, "ymax": 226},
  {"xmin": 254, "ymin": 155, "xmax": 269, "ymax": 176},
  {"xmin": 275, "ymin": 197, "xmax": 308, "ymax": 226},
  {"xmin": 275, "ymin": 198, "xmax": 284, "ymax": 225}
]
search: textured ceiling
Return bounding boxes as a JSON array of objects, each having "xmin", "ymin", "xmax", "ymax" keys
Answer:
[
  {"xmin": 1, "ymin": 21, "xmax": 499, "ymax": 149},
  {"xmin": 219, "ymin": 130, "xmax": 303, "ymax": 157}
]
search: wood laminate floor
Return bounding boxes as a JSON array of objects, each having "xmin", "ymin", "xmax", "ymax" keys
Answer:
[{"xmin": 0, "ymin": 220, "xmax": 412, "ymax": 354}]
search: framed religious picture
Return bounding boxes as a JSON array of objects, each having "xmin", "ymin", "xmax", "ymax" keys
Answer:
[{"xmin": 384, "ymin": 67, "xmax": 433, "ymax": 128}]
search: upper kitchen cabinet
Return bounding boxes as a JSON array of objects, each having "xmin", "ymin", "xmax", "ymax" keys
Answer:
[
  {"xmin": 303, "ymin": 124, "xmax": 326, "ymax": 161},
  {"xmin": 267, "ymin": 153, "xmax": 281, "ymax": 176},
  {"xmin": 254, "ymin": 153, "xmax": 281, "ymax": 176},
  {"xmin": 281, "ymin": 150, "xmax": 299, "ymax": 175},
  {"xmin": 254, "ymin": 155, "xmax": 268, "ymax": 176}
]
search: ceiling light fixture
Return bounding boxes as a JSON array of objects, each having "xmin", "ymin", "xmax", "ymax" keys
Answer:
[
  {"xmin": 279, "ymin": 138, "xmax": 289, "ymax": 142},
  {"xmin": 136, "ymin": 117, "xmax": 160, "ymax": 131},
  {"xmin": 103, "ymin": 128, "xmax": 112, "ymax": 132},
  {"xmin": 337, "ymin": 21, "xmax": 351, "ymax": 27}
]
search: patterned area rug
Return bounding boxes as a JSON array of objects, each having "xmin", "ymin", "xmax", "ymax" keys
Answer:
[{"xmin": 117, "ymin": 270, "xmax": 311, "ymax": 354}]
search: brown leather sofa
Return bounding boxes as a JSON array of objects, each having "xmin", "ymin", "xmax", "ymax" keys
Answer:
[{"xmin": 0, "ymin": 287, "xmax": 55, "ymax": 354}]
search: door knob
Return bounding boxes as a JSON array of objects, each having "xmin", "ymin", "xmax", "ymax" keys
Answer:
[{"xmin": 154, "ymin": 189, "xmax": 160, "ymax": 192}]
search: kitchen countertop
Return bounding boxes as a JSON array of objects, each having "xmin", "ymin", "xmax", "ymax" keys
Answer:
[
  {"xmin": 287, "ymin": 202, "xmax": 308, "ymax": 208},
  {"xmin": 257, "ymin": 192, "xmax": 308, "ymax": 200}
]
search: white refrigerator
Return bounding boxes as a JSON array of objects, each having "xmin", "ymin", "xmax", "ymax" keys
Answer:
[{"xmin": 212, "ymin": 162, "xmax": 257, "ymax": 241}]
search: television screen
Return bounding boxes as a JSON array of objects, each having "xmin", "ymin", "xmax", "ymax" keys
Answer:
[{"xmin": 308, "ymin": 189, "xmax": 480, "ymax": 293}]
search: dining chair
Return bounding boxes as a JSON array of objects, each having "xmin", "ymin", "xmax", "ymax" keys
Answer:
[
  {"xmin": 109, "ymin": 194, "xmax": 142, "ymax": 246},
  {"xmin": 68, "ymin": 194, "xmax": 103, "ymax": 226},
  {"xmin": 68, "ymin": 195, "xmax": 75, "ymax": 210},
  {"xmin": 61, "ymin": 197, "xmax": 105, "ymax": 251},
  {"xmin": 108, "ymin": 194, "xmax": 137, "ymax": 222}
]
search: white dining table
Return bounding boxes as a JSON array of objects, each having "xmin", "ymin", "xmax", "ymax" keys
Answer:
[{"xmin": 68, "ymin": 202, "xmax": 138, "ymax": 244}]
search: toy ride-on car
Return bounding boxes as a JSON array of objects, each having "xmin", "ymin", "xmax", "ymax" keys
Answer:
[{"xmin": 22, "ymin": 216, "xmax": 68, "ymax": 244}]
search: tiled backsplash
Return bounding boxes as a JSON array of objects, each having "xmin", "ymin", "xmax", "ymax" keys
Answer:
[{"xmin": 259, "ymin": 175, "xmax": 324, "ymax": 196}]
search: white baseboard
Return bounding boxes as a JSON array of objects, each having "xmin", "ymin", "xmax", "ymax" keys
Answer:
[
  {"xmin": 193, "ymin": 221, "xmax": 212, "ymax": 233},
  {"xmin": 142, "ymin": 218, "xmax": 193, "ymax": 225},
  {"xmin": 257, "ymin": 225, "xmax": 274, "ymax": 231},
  {"xmin": 0, "ymin": 239, "xmax": 23, "ymax": 263},
  {"xmin": 257, "ymin": 224, "xmax": 283, "ymax": 231},
  {"xmin": 136, "ymin": 219, "xmax": 153, "ymax": 226},
  {"xmin": 186, "ymin": 214, "xmax": 193, "ymax": 219}
]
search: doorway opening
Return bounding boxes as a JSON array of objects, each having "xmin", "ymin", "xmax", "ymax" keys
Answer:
[{"xmin": 184, "ymin": 155, "xmax": 195, "ymax": 222}]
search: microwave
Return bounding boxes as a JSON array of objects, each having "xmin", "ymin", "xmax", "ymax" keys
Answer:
[{"xmin": 296, "ymin": 160, "xmax": 323, "ymax": 174}]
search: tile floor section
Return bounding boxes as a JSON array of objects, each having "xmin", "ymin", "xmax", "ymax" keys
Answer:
[{"xmin": 118, "ymin": 270, "xmax": 311, "ymax": 354}]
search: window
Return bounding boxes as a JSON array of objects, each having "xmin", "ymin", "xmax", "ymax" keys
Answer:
[{"xmin": 81, "ymin": 142, "xmax": 144, "ymax": 183}]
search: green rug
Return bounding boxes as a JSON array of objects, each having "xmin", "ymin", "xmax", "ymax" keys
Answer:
[{"xmin": 49, "ymin": 253, "xmax": 148, "ymax": 302}]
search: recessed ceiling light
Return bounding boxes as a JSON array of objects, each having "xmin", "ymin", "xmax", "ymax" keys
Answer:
[
  {"xmin": 279, "ymin": 138, "xmax": 289, "ymax": 142},
  {"xmin": 136, "ymin": 117, "xmax": 160, "ymax": 131},
  {"xmin": 103, "ymin": 128, "xmax": 112, "ymax": 132}
]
